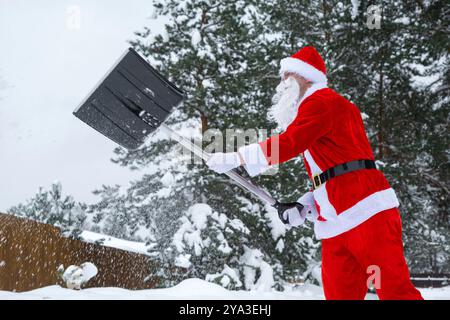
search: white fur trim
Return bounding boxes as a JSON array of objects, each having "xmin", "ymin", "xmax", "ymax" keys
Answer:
[
  {"xmin": 280, "ymin": 57, "xmax": 327, "ymax": 84},
  {"xmin": 304, "ymin": 149, "xmax": 338, "ymax": 221},
  {"xmin": 238, "ymin": 143, "xmax": 270, "ymax": 177},
  {"xmin": 313, "ymin": 182, "xmax": 338, "ymax": 221},
  {"xmin": 304, "ymin": 149, "xmax": 322, "ymax": 175},
  {"xmin": 314, "ymin": 188, "xmax": 400, "ymax": 239}
]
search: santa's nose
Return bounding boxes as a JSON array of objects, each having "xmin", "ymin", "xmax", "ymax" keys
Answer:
[{"xmin": 282, "ymin": 72, "xmax": 291, "ymax": 80}]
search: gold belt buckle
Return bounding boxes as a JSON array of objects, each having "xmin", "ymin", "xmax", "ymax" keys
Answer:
[{"xmin": 313, "ymin": 174, "xmax": 322, "ymax": 189}]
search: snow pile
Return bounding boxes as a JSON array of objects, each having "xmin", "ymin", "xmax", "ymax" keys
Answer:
[
  {"xmin": 170, "ymin": 278, "xmax": 229, "ymax": 297},
  {"xmin": 0, "ymin": 278, "xmax": 448, "ymax": 300},
  {"xmin": 0, "ymin": 278, "xmax": 323, "ymax": 300},
  {"xmin": 58, "ymin": 262, "xmax": 98, "ymax": 290},
  {"xmin": 80, "ymin": 231, "xmax": 151, "ymax": 256}
]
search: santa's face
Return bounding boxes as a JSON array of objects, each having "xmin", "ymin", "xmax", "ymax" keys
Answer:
[
  {"xmin": 268, "ymin": 73, "xmax": 312, "ymax": 131},
  {"xmin": 283, "ymin": 72, "xmax": 312, "ymax": 97}
]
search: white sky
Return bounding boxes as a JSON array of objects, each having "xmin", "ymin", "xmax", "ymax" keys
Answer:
[{"xmin": 0, "ymin": 0, "xmax": 165, "ymax": 211}]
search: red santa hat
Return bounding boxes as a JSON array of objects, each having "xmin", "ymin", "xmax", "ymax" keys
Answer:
[{"xmin": 280, "ymin": 46, "xmax": 327, "ymax": 83}]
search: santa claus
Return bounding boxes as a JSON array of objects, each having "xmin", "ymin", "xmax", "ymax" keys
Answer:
[{"xmin": 206, "ymin": 46, "xmax": 423, "ymax": 300}]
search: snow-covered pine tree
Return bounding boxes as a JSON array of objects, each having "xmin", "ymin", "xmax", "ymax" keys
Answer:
[
  {"xmin": 90, "ymin": 0, "xmax": 448, "ymax": 281},
  {"xmin": 88, "ymin": 185, "xmax": 142, "ymax": 241},
  {"xmin": 147, "ymin": 203, "xmax": 251, "ymax": 289},
  {"xmin": 337, "ymin": 0, "xmax": 449, "ymax": 274},
  {"xmin": 90, "ymin": 0, "xmax": 319, "ymax": 289},
  {"xmin": 391, "ymin": 1, "xmax": 449, "ymax": 273},
  {"xmin": 8, "ymin": 182, "xmax": 87, "ymax": 238}
]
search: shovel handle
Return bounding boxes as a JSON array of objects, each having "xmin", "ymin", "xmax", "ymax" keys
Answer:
[{"xmin": 160, "ymin": 124, "xmax": 277, "ymax": 206}]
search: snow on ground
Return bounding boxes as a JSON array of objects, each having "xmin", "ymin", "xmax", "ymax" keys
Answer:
[
  {"xmin": 0, "ymin": 278, "xmax": 448, "ymax": 300},
  {"xmin": 418, "ymin": 286, "xmax": 450, "ymax": 300},
  {"xmin": 0, "ymin": 279, "xmax": 323, "ymax": 300}
]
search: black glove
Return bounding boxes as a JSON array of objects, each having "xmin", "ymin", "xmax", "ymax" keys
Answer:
[{"xmin": 273, "ymin": 201, "xmax": 304, "ymax": 225}]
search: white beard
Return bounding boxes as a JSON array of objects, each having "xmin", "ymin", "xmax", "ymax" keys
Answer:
[{"xmin": 267, "ymin": 76, "xmax": 301, "ymax": 131}]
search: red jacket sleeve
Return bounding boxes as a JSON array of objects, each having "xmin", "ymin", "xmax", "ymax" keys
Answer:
[{"xmin": 259, "ymin": 98, "xmax": 333, "ymax": 165}]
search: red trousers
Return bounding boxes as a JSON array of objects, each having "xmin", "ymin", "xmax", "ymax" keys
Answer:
[{"xmin": 321, "ymin": 208, "xmax": 423, "ymax": 300}]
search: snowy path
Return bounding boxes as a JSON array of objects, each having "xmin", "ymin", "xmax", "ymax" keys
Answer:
[{"xmin": 0, "ymin": 278, "xmax": 449, "ymax": 300}]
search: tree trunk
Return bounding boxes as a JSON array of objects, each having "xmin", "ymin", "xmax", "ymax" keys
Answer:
[{"xmin": 200, "ymin": 112, "xmax": 208, "ymax": 134}]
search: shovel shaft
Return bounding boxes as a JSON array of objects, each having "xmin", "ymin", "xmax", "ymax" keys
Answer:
[{"xmin": 160, "ymin": 124, "xmax": 277, "ymax": 206}]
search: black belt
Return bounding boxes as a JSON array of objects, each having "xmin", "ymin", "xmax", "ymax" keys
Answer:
[{"xmin": 312, "ymin": 159, "xmax": 377, "ymax": 189}]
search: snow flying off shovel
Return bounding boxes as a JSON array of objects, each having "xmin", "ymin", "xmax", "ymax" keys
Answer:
[{"xmin": 74, "ymin": 48, "xmax": 302, "ymax": 219}]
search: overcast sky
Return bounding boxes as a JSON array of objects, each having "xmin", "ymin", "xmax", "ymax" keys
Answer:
[{"xmin": 0, "ymin": 0, "xmax": 166, "ymax": 211}]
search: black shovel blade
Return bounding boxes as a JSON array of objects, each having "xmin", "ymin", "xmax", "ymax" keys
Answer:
[{"xmin": 73, "ymin": 48, "xmax": 185, "ymax": 150}]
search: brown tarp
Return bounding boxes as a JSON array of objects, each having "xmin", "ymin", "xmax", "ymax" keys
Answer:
[{"xmin": 0, "ymin": 213, "xmax": 159, "ymax": 292}]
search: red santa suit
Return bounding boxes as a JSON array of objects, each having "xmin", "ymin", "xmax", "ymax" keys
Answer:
[{"xmin": 238, "ymin": 46, "xmax": 422, "ymax": 300}]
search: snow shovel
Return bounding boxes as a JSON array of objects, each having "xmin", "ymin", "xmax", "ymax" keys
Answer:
[{"xmin": 73, "ymin": 48, "xmax": 303, "ymax": 222}]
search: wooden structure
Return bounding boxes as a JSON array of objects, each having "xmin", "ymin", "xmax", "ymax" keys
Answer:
[{"xmin": 0, "ymin": 213, "xmax": 158, "ymax": 292}]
